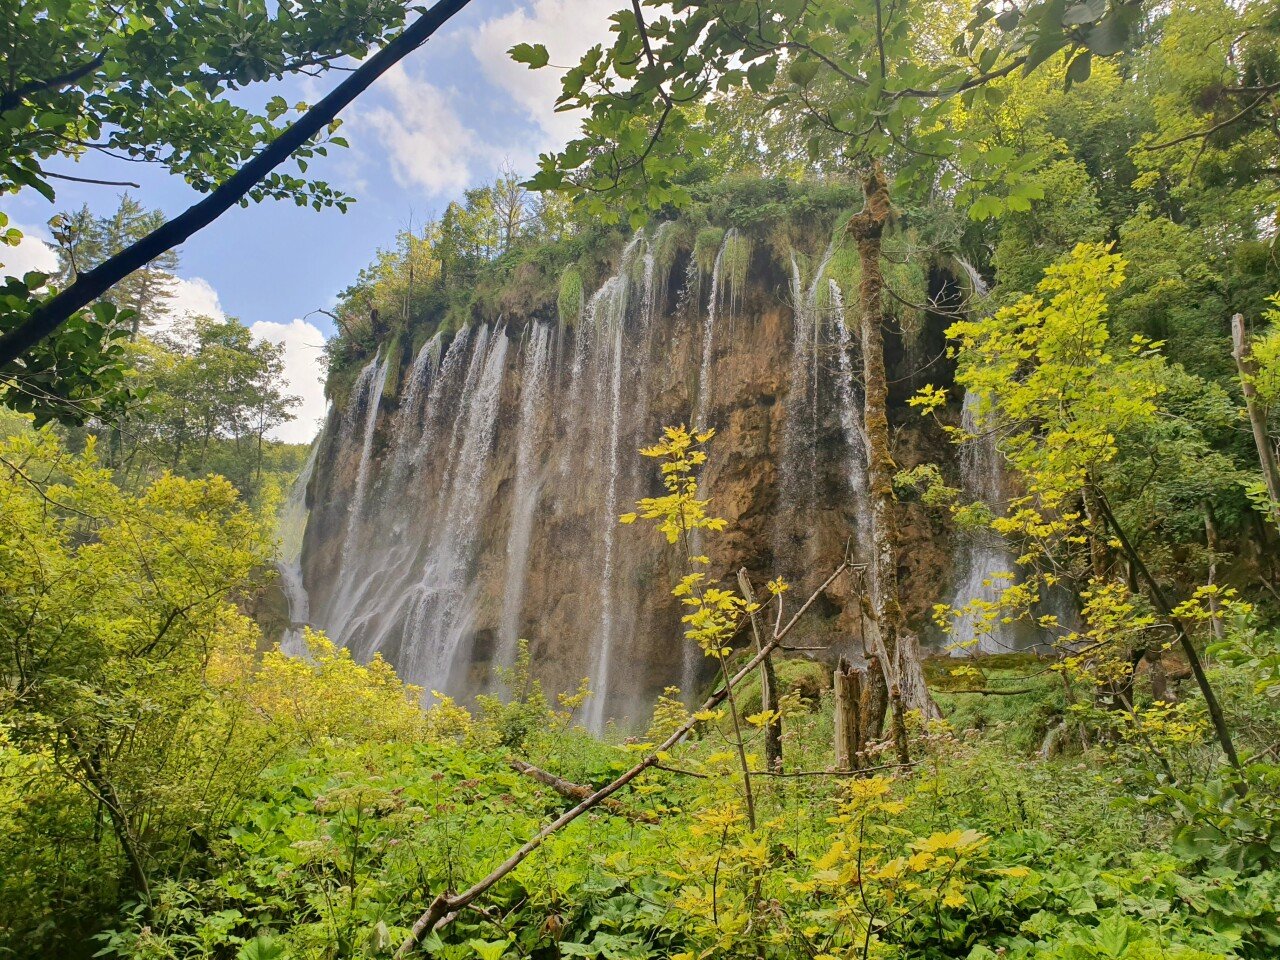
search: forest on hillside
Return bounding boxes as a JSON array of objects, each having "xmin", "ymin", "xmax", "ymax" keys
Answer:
[{"xmin": 4, "ymin": 0, "xmax": 1280, "ymax": 958}]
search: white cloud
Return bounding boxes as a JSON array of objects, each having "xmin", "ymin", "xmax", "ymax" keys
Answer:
[
  {"xmin": 471, "ymin": 0, "xmax": 616, "ymax": 149},
  {"xmin": 0, "ymin": 222, "xmax": 59, "ymax": 280},
  {"xmin": 167, "ymin": 275, "xmax": 226, "ymax": 321},
  {"xmin": 360, "ymin": 68, "xmax": 496, "ymax": 195},
  {"xmin": 250, "ymin": 318, "xmax": 329, "ymax": 444}
]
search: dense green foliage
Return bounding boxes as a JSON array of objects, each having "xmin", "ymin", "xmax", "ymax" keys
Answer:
[{"xmin": 3, "ymin": 0, "xmax": 1280, "ymax": 956}]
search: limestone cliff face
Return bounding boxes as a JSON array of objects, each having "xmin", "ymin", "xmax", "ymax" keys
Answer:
[{"xmin": 296, "ymin": 227, "xmax": 959, "ymax": 729}]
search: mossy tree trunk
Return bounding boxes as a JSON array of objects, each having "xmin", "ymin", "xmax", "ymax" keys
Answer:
[
  {"xmin": 1233, "ymin": 312, "xmax": 1280, "ymax": 526},
  {"xmin": 846, "ymin": 164, "xmax": 938, "ymax": 762}
]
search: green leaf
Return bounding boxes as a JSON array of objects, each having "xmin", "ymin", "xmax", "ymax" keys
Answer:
[
  {"xmin": 1062, "ymin": 0, "xmax": 1106, "ymax": 25},
  {"xmin": 1065, "ymin": 50, "xmax": 1092, "ymax": 88},
  {"xmin": 509, "ymin": 42, "xmax": 550, "ymax": 68},
  {"xmin": 237, "ymin": 937, "xmax": 286, "ymax": 960},
  {"xmin": 467, "ymin": 938, "xmax": 511, "ymax": 960}
]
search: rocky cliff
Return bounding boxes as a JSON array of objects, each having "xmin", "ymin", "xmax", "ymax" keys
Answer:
[{"xmin": 290, "ymin": 216, "xmax": 986, "ymax": 729}]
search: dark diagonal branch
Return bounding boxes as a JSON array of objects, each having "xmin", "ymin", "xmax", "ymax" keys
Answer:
[{"xmin": 0, "ymin": 0, "xmax": 473, "ymax": 371}]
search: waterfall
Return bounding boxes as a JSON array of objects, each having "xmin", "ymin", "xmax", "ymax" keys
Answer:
[
  {"xmin": 693, "ymin": 228, "xmax": 737, "ymax": 431},
  {"xmin": 404, "ymin": 328, "xmax": 511, "ymax": 687},
  {"xmin": 435, "ymin": 325, "xmax": 492, "ymax": 516},
  {"xmin": 499, "ymin": 324, "xmax": 552, "ymax": 665},
  {"xmin": 682, "ymin": 228, "xmax": 741, "ymax": 699},
  {"xmin": 829, "ymin": 279, "xmax": 872, "ymax": 552},
  {"xmin": 947, "ymin": 390, "xmax": 1019, "ymax": 654},
  {"xmin": 581, "ymin": 233, "xmax": 646, "ymax": 732},
  {"xmin": 775, "ymin": 242, "xmax": 837, "ymax": 579},
  {"xmin": 278, "ymin": 441, "xmax": 320, "ymax": 657},
  {"xmin": 585, "ymin": 320, "xmax": 627, "ymax": 730},
  {"xmin": 387, "ymin": 332, "xmax": 444, "ymax": 489},
  {"xmin": 299, "ymin": 221, "xmax": 970, "ymax": 729},
  {"xmin": 326, "ymin": 355, "xmax": 389, "ymax": 635},
  {"xmin": 946, "ymin": 260, "xmax": 1021, "ymax": 655}
]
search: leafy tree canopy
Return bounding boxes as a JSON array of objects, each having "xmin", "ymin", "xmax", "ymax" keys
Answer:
[{"xmin": 516, "ymin": 0, "xmax": 1146, "ymax": 227}]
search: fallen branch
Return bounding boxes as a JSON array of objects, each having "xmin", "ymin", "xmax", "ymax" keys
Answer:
[
  {"xmin": 943, "ymin": 687, "xmax": 1038, "ymax": 696},
  {"xmin": 655, "ymin": 763, "xmax": 710, "ymax": 778},
  {"xmin": 393, "ymin": 561, "xmax": 850, "ymax": 958},
  {"xmin": 508, "ymin": 760, "xmax": 658, "ymax": 824},
  {"xmin": 755, "ymin": 760, "xmax": 920, "ymax": 778}
]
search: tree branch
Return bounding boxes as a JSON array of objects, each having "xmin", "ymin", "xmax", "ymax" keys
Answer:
[
  {"xmin": 0, "ymin": 0, "xmax": 474, "ymax": 371},
  {"xmin": 0, "ymin": 53, "xmax": 106, "ymax": 114},
  {"xmin": 45, "ymin": 170, "xmax": 141, "ymax": 189},
  {"xmin": 508, "ymin": 759, "xmax": 659, "ymax": 824}
]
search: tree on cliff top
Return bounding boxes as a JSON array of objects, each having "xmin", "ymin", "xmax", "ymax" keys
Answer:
[
  {"xmin": 513, "ymin": 0, "xmax": 1146, "ymax": 753},
  {"xmin": 0, "ymin": 0, "xmax": 474, "ymax": 421}
]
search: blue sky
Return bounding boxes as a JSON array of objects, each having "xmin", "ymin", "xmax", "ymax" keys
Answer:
[{"xmin": 2, "ymin": 0, "xmax": 616, "ymax": 441}]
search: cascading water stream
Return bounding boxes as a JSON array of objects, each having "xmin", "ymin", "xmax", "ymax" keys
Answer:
[
  {"xmin": 693, "ymin": 228, "xmax": 736, "ymax": 431},
  {"xmin": 828, "ymin": 279, "xmax": 872, "ymax": 553},
  {"xmin": 278, "ymin": 441, "xmax": 320, "ymax": 657},
  {"xmin": 326, "ymin": 355, "xmax": 389, "ymax": 636},
  {"xmin": 947, "ymin": 390, "xmax": 1019, "ymax": 654},
  {"xmin": 775, "ymin": 243, "xmax": 838, "ymax": 580},
  {"xmin": 581, "ymin": 234, "xmax": 646, "ymax": 732},
  {"xmin": 386, "ymin": 332, "xmax": 443, "ymax": 489},
  {"xmin": 498, "ymin": 324, "xmax": 552, "ymax": 666},
  {"xmin": 585, "ymin": 320, "xmax": 627, "ymax": 731},
  {"xmin": 946, "ymin": 259, "xmax": 1021, "ymax": 654},
  {"xmin": 405, "ymin": 328, "xmax": 511, "ymax": 687},
  {"xmin": 680, "ymin": 228, "xmax": 741, "ymax": 700}
]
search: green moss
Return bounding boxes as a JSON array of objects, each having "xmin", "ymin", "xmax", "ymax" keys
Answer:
[
  {"xmin": 693, "ymin": 227, "xmax": 725, "ymax": 274},
  {"xmin": 379, "ymin": 329, "xmax": 408, "ymax": 404},
  {"xmin": 557, "ymin": 265, "xmax": 584, "ymax": 327},
  {"xmin": 731, "ymin": 657, "xmax": 832, "ymax": 718},
  {"xmin": 721, "ymin": 230, "xmax": 752, "ymax": 302},
  {"xmin": 651, "ymin": 220, "xmax": 684, "ymax": 281},
  {"xmin": 819, "ymin": 243, "xmax": 863, "ymax": 314},
  {"xmin": 925, "ymin": 653, "xmax": 1065, "ymax": 753},
  {"xmin": 883, "ymin": 230, "xmax": 929, "ymax": 337}
]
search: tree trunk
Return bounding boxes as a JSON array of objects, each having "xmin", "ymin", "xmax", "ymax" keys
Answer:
[
  {"xmin": 1233, "ymin": 312, "xmax": 1280, "ymax": 524},
  {"xmin": 68, "ymin": 734, "xmax": 150, "ymax": 901},
  {"xmin": 738, "ymin": 569, "xmax": 781, "ymax": 772},
  {"xmin": 833, "ymin": 658, "xmax": 863, "ymax": 770},
  {"xmin": 1081, "ymin": 485, "xmax": 1116, "ymax": 580},
  {"xmin": 846, "ymin": 164, "xmax": 938, "ymax": 761},
  {"xmin": 1094, "ymin": 491, "xmax": 1241, "ymax": 775},
  {"xmin": 860, "ymin": 651, "xmax": 889, "ymax": 748},
  {"xmin": 1202, "ymin": 500, "xmax": 1225, "ymax": 641}
]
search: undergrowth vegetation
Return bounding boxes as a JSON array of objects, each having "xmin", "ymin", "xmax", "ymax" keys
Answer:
[
  {"xmin": 7, "ymin": 421, "xmax": 1276, "ymax": 960},
  {"xmin": 79, "ymin": 633, "xmax": 1280, "ymax": 960}
]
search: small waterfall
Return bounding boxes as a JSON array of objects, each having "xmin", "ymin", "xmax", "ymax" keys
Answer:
[
  {"xmin": 582, "ymin": 234, "xmax": 646, "ymax": 732},
  {"xmin": 585, "ymin": 321, "xmax": 627, "ymax": 730},
  {"xmin": 435, "ymin": 325, "xmax": 492, "ymax": 515},
  {"xmin": 693, "ymin": 228, "xmax": 738, "ymax": 431},
  {"xmin": 328, "ymin": 355, "xmax": 389, "ymax": 631},
  {"xmin": 278, "ymin": 441, "xmax": 320, "ymax": 657},
  {"xmin": 421, "ymin": 326, "xmax": 473, "ymax": 460},
  {"xmin": 947, "ymin": 390, "xmax": 1019, "ymax": 654},
  {"xmin": 405, "ymin": 328, "xmax": 511, "ymax": 687},
  {"xmin": 681, "ymin": 228, "xmax": 741, "ymax": 699},
  {"xmin": 499, "ymin": 324, "xmax": 552, "ymax": 664},
  {"xmin": 829, "ymin": 280, "xmax": 872, "ymax": 552},
  {"xmin": 946, "ymin": 260, "xmax": 1021, "ymax": 655},
  {"xmin": 387, "ymin": 332, "xmax": 444, "ymax": 487},
  {"xmin": 775, "ymin": 243, "xmax": 837, "ymax": 578}
]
